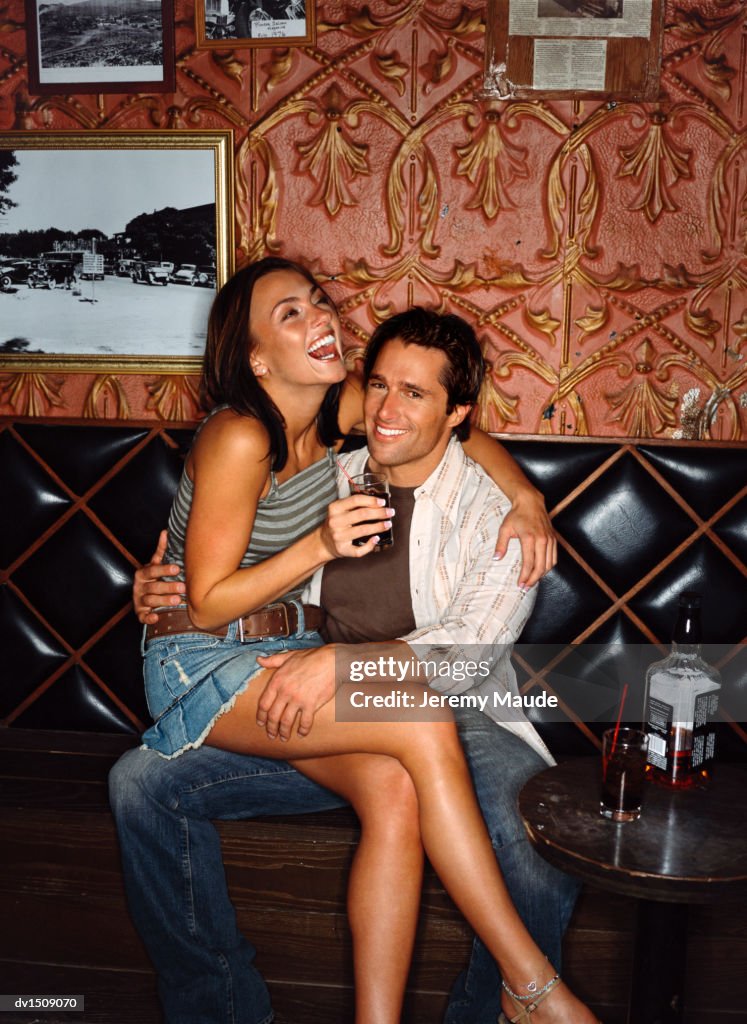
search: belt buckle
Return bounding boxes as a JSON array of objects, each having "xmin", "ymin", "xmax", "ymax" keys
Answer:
[{"xmin": 271, "ymin": 601, "xmax": 292, "ymax": 637}]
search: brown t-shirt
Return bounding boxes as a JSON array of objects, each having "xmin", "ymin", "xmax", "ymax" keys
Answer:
[{"xmin": 321, "ymin": 483, "xmax": 417, "ymax": 642}]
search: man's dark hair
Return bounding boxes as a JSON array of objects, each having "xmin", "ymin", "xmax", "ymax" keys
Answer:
[
  {"xmin": 362, "ymin": 307, "xmax": 485, "ymax": 441},
  {"xmin": 199, "ymin": 256, "xmax": 341, "ymax": 471}
]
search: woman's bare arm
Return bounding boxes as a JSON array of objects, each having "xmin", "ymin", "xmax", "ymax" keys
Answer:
[{"xmin": 183, "ymin": 411, "xmax": 389, "ymax": 631}]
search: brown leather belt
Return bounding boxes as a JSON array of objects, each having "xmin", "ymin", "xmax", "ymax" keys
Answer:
[{"xmin": 145, "ymin": 602, "xmax": 324, "ymax": 642}]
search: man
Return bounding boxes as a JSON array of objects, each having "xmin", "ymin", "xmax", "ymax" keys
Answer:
[{"xmin": 110, "ymin": 308, "xmax": 578, "ymax": 1024}]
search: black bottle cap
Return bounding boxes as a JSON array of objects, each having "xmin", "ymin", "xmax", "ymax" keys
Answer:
[{"xmin": 679, "ymin": 591, "xmax": 701, "ymax": 610}]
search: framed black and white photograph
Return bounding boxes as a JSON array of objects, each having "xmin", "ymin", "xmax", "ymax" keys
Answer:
[
  {"xmin": 25, "ymin": 0, "xmax": 175, "ymax": 94},
  {"xmin": 0, "ymin": 131, "xmax": 234, "ymax": 372},
  {"xmin": 196, "ymin": 0, "xmax": 314, "ymax": 49}
]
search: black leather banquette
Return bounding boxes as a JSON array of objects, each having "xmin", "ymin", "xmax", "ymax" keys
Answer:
[{"xmin": 2, "ymin": 421, "xmax": 746, "ymax": 753}]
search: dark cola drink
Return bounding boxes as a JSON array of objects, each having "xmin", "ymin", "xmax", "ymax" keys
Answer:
[{"xmin": 350, "ymin": 472, "xmax": 393, "ymax": 549}]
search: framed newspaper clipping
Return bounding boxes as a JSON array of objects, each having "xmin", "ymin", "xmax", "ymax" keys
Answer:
[{"xmin": 485, "ymin": 0, "xmax": 664, "ymax": 100}]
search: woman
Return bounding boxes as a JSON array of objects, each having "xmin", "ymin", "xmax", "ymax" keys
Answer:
[{"xmin": 141, "ymin": 257, "xmax": 598, "ymax": 1024}]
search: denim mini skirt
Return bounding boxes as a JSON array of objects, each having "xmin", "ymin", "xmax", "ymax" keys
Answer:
[{"xmin": 141, "ymin": 609, "xmax": 323, "ymax": 759}]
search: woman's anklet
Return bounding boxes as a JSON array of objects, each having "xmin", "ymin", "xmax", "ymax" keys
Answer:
[{"xmin": 502, "ymin": 969, "xmax": 560, "ymax": 1002}]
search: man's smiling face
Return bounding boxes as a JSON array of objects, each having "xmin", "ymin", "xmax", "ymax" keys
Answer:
[{"xmin": 364, "ymin": 337, "xmax": 470, "ymax": 487}]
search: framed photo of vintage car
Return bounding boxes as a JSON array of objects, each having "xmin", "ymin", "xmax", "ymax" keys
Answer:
[
  {"xmin": 25, "ymin": 0, "xmax": 176, "ymax": 94},
  {"xmin": 195, "ymin": 0, "xmax": 314, "ymax": 49},
  {"xmin": 0, "ymin": 131, "xmax": 234, "ymax": 373}
]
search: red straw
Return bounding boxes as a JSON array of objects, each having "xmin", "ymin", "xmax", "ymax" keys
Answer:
[
  {"xmin": 610, "ymin": 683, "xmax": 629, "ymax": 755},
  {"xmin": 336, "ymin": 459, "xmax": 359, "ymax": 492}
]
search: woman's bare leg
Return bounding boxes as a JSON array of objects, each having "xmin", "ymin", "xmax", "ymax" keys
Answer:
[
  {"xmin": 290, "ymin": 753, "xmax": 423, "ymax": 1024},
  {"xmin": 207, "ymin": 675, "xmax": 597, "ymax": 1023}
]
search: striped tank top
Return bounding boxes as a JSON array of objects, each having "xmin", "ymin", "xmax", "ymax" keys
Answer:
[{"xmin": 164, "ymin": 413, "xmax": 339, "ymax": 604}]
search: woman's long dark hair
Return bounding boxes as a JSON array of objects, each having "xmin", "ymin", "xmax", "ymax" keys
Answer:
[{"xmin": 199, "ymin": 257, "xmax": 342, "ymax": 472}]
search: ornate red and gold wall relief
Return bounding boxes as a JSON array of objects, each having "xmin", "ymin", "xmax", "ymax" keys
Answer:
[{"xmin": 0, "ymin": 0, "xmax": 745, "ymax": 438}]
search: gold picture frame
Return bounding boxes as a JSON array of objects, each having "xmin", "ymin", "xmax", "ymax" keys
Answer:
[
  {"xmin": 0, "ymin": 130, "xmax": 234, "ymax": 374},
  {"xmin": 195, "ymin": 0, "xmax": 314, "ymax": 49}
]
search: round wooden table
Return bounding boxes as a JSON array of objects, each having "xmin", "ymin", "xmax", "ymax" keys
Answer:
[{"xmin": 519, "ymin": 759, "xmax": 747, "ymax": 1023}]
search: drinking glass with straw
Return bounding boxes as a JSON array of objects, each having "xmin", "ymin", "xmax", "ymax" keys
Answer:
[{"xmin": 600, "ymin": 684, "xmax": 649, "ymax": 822}]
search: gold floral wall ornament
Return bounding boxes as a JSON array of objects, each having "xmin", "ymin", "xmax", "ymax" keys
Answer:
[
  {"xmin": 211, "ymin": 50, "xmax": 247, "ymax": 86},
  {"xmin": 421, "ymin": 37, "xmax": 456, "ymax": 93},
  {"xmin": 333, "ymin": 3, "xmax": 404, "ymax": 37},
  {"xmin": 0, "ymin": 371, "xmax": 65, "ymax": 416},
  {"xmin": 499, "ymin": 340, "xmax": 557, "ymax": 378},
  {"xmin": 475, "ymin": 350, "xmax": 520, "ymax": 432},
  {"xmin": 343, "ymin": 345, "xmax": 367, "ymax": 372},
  {"xmin": 524, "ymin": 306, "xmax": 561, "ymax": 347},
  {"xmin": 703, "ymin": 126, "xmax": 747, "ymax": 261},
  {"xmin": 682, "ymin": 259, "xmax": 747, "ymax": 352},
  {"xmin": 237, "ymin": 134, "xmax": 282, "ymax": 259},
  {"xmin": 333, "ymin": 0, "xmax": 482, "ymax": 43},
  {"xmin": 732, "ymin": 310, "xmax": 747, "ymax": 355},
  {"xmin": 455, "ymin": 106, "xmax": 528, "ymax": 221},
  {"xmin": 684, "ymin": 304, "xmax": 721, "ymax": 349},
  {"xmin": 617, "ymin": 111, "xmax": 692, "ymax": 223},
  {"xmin": 83, "ymin": 376, "xmax": 132, "ymax": 419},
  {"xmin": 372, "ymin": 51, "xmax": 408, "ymax": 96},
  {"xmin": 13, "ymin": 90, "xmax": 101, "ymax": 130},
  {"xmin": 146, "ymin": 375, "xmax": 201, "ymax": 421},
  {"xmin": 178, "ymin": 95, "xmax": 247, "ymax": 127},
  {"xmin": 384, "ymin": 102, "xmax": 473, "ymax": 258},
  {"xmin": 105, "ymin": 95, "xmax": 164, "ymax": 129},
  {"xmin": 605, "ymin": 338, "xmax": 679, "ymax": 437},
  {"xmin": 574, "ymin": 305, "xmax": 608, "ymax": 345},
  {"xmin": 544, "ymin": 140, "xmax": 600, "ymax": 263},
  {"xmin": 335, "ymin": 253, "xmax": 484, "ymax": 321},
  {"xmin": 668, "ymin": 3, "xmax": 744, "ymax": 101},
  {"xmin": 296, "ymin": 84, "xmax": 371, "ymax": 216},
  {"xmin": 262, "ymin": 49, "xmax": 294, "ymax": 92}
]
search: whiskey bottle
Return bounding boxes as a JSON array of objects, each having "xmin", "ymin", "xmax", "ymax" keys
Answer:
[{"xmin": 644, "ymin": 591, "xmax": 721, "ymax": 788}]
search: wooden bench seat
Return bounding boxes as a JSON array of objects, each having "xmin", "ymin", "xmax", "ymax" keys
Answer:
[{"xmin": 4, "ymin": 727, "xmax": 747, "ymax": 1024}]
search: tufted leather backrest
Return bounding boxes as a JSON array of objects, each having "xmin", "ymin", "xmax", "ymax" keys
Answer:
[{"xmin": 2, "ymin": 422, "xmax": 745, "ymax": 758}]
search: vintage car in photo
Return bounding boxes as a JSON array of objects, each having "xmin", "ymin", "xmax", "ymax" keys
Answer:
[
  {"xmin": 170, "ymin": 263, "xmax": 198, "ymax": 284},
  {"xmin": 131, "ymin": 260, "xmax": 170, "ymax": 286},
  {"xmin": 27, "ymin": 263, "xmax": 53, "ymax": 288},
  {"xmin": 0, "ymin": 259, "xmax": 35, "ymax": 291},
  {"xmin": 191, "ymin": 265, "xmax": 216, "ymax": 288}
]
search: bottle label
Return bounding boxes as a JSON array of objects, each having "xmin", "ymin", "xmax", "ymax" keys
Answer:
[
  {"xmin": 646, "ymin": 696, "xmax": 672, "ymax": 770},
  {"xmin": 691, "ymin": 691, "xmax": 719, "ymax": 767}
]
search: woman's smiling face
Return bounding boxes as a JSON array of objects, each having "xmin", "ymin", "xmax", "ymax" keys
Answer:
[{"xmin": 248, "ymin": 268, "xmax": 345, "ymax": 387}]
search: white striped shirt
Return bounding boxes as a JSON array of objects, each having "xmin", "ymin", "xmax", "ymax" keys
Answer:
[{"xmin": 304, "ymin": 437, "xmax": 553, "ymax": 764}]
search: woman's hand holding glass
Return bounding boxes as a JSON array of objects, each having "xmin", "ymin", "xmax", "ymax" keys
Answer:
[{"xmin": 318, "ymin": 493, "xmax": 394, "ymax": 559}]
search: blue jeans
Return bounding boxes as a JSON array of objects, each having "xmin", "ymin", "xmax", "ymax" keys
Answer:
[
  {"xmin": 109, "ymin": 712, "xmax": 578, "ymax": 1024},
  {"xmin": 446, "ymin": 709, "xmax": 580, "ymax": 1024}
]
